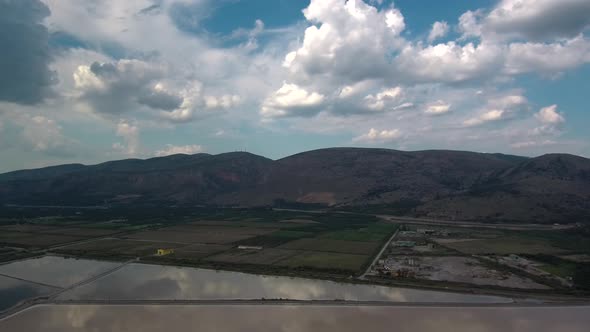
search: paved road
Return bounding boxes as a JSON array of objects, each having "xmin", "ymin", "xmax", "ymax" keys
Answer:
[{"xmin": 359, "ymin": 229, "xmax": 398, "ymax": 279}]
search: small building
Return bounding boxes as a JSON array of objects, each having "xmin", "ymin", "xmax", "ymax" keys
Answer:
[{"xmin": 156, "ymin": 248, "xmax": 174, "ymax": 256}]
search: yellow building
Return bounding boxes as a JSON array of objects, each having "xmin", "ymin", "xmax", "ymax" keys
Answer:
[{"xmin": 156, "ymin": 248, "xmax": 174, "ymax": 256}]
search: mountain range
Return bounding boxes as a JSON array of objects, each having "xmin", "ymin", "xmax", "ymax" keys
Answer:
[{"xmin": 1, "ymin": 148, "xmax": 589, "ymax": 224}]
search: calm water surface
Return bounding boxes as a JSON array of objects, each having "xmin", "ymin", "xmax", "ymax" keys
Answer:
[
  {"xmin": 59, "ymin": 262, "xmax": 509, "ymax": 303},
  {"xmin": 0, "ymin": 276, "xmax": 57, "ymax": 312},
  {"xmin": 2, "ymin": 305, "xmax": 589, "ymax": 332},
  {"xmin": 0, "ymin": 256, "xmax": 120, "ymax": 288}
]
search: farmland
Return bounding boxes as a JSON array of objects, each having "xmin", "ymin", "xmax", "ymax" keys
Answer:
[
  {"xmin": 278, "ymin": 238, "xmax": 379, "ymax": 255},
  {"xmin": 3, "ymin": 206, "xmax": 590, "ymax": 297},
  {"xmin": 277, "ymin": 251, "xmax": 369, "ymax": 271},
  {"xmin": 0, "ymin": 207, "xmax": 396, "ymax": 278}
]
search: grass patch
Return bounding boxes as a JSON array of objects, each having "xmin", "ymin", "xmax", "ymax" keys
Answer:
[
  {"xmin": 510, "ymin": 229, "xmax": 590, "ymax": 255},
  {"xmin": 522, "ymin": 254, "xmax": 577, "ymax": 278},
  {"xmin": 539, "ymin": 263, "xmax": 576, "ymax": 278}
]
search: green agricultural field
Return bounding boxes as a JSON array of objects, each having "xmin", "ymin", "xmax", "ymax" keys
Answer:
[
  {"xmin": 188, "ymin": 220, "xmax": 289, "ymax": 228},
  {"xmin": 1, "ymin": 234, "xmax": 85, "ymax": 248},
  {"xmin": 124, "ymin": 225, "xmax": 275, "ymax": 245},
  {"xmin": 517, "ymin": 230, "xmax": 590, "ymax": 255},
  {"xmin": 222, "ymin": 230, "xmax": 313, "ymax": 248},
  {"xmin": 206, "ymin": 248, "xmax": 300, "ymax": 265},
  {"xmin": 322, "ymin": 223, "xmax": 397, "ymax": 242},
  {"xmin": 171, "ymin": 243, "xmax": 232, "ymax": 260},
  {"xmin": 522, "ymin": 254, "xmax": 578, "ymax": 279},
  {"xmin": 278, "ymin": 238, "xmax": 379, "ymax": 255},
  {"xmin": 439, "ymin": 228, "xmax": 590, "ymax": 256},
  {"xmin": 234, "ymin": 235, "xmax": 295, "ymax": 248},
  {"xmin": 539, "ymin": 263, "xmax": 577, "ymax": 278},
  {"xmin": 278, "ymin": 251, "xmax": 368, "ymax": 272},
  {"xmin": 270, "ymin": 230, "xmax": 313, "ymax": 239},
  {"xmin": 54, "ymin": 238, "xmax": 188, "ymax": 257}
]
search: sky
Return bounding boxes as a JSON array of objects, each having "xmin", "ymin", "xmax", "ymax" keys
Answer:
[{"xmin": 0, "ymin": 0, "xmax": 589, "ymax": 172}]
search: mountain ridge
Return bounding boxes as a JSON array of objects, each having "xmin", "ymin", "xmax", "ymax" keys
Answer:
[{"xmin": 1, "ymin": 148, "xmax": 589, "ymax": 224}]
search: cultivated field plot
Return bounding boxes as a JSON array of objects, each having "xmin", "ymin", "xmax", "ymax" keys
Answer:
[
  {"xmin": 279, "ymin": 238, "xmax": 379, "ymax": 255},
  {"xmin": 0, "ymin": 209, "xmax": 396, "ymax": 276},
  {"xmin": 39, "ymin": 228, "xmax": 121, "ymax": 237},
  {"xmin": 206, "ymin": 248, "xmax": 300, "ymax": 265},
  {"xmin": 436, "ymin": 237, "xmax": 568, "ymax": 255},
  {"xmin": 559, "ymin": 254, "xmax": 590, "ymax": 263},
  {"xmin": 125, "ymin": 225, "xmax": 277, "ymax": 244},
  {"xmin": 0, "ymin": 225, "xmax": 57, "ymax": 233},
  {"xmin": 55, "ymin": 238, "xmax": 188, "ymax": 257},
  {"xmin": 278, "ymin": 219, "xmax": 319, "ymax": 224},
  {"xmin": 0, "ymin": 231, "xmax": 33, "ymax": 243},
  {"xmin": 77, "ymin": 222, "xmax": 154, "ymax": 231},
  {"xmin": 0, "ymin": 232, "xmax": 84, "ymax": 248},
  {"xmin": 0, "ymin": 225, "xmax": 118, "ymax": 237},
  {"xmin": 322, "ymin": 224, "xmax": 397, "ymax": 242},
  {"xmin": 277, "ymin": 251, "xmax": 368, "ymax": 272},
  {"xmin": 0, "ymin": 224, "xmax": 124, "ymax": 249},
  {"xmin": 187, "ymin": 220, "xmax": 293, "ymax": 228},
  {"xmin": 172, "ymin": 243, "xmax": 232, "ymax": 259}
]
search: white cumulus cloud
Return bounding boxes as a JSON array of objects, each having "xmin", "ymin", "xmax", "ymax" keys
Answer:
[
  {"xmin": 261, "ymin": 83, "xmax": 325, "ymax": 118},
  {"xmin": 463, "ymin": 110, "xmax": 505, "ymax": 127},
  {"xmin": 535, "ymin": 104, "xmax": 564, "ymax": 124},
  {"xmin": 425, "ymin": 101, "xmax": 451, "ymax": 115},
  {"xmin": 364, "ymin": 87, "xmax": 403, "ymax": 111},
  {"xmin": 353, "ymin": 128, "xmax": 402, "ymax": 143},
  {"xmin": 283, "ymin": 0, "xmax": 406, "ymax": 84},
  {"xmin": 428, "ymin": 21, "xmax": 449, "ymax": 43}
]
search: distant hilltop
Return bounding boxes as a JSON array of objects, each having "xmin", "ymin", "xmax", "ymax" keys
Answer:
[{"xmin": 1, "ymin": 148, "xmax": 589, "ymax": 224}]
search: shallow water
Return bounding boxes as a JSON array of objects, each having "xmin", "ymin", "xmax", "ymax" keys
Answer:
[
  {"xmin": 0, "ymin": 256, "xmax": 121, "ymax": 288},
  {"xmin": 0, "ymin": 276, "xmax": 57, "ymax": 312},
  {"xmin": 58, "ymin": 262, "xmax": 509, "ymax": 303},
  {"xmin": 2, "ymin": 304, "xmax": 590, "ymax": 332}
]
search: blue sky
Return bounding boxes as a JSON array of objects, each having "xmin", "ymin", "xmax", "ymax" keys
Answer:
[{"xmin": 0, "ymin": 0, "xmax": 589, "ymax": 172}]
